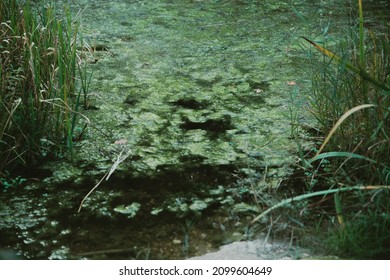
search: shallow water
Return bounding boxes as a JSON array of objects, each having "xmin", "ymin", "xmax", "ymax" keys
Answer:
[{"xmin": 1, "ymin": 0, "xmax": 389, "ymax": 259}]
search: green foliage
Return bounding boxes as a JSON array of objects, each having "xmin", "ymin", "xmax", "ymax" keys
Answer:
[
  {"xmin": 0, "ymin": 0, "xmax": 88, "ymax": 173},
  {"xmin": 306, "ymin": 20, "xmax": 390, "ymax": 186},
  {"xmin": 327, "ymin": 190, "xmax": 390, "ymax": 259},
  {"xmin": 300, "ymin": 1, "xmax": 390, "ymax": 258},
  {"xmin": 286, "ymin": 86, "xmax": 302, "ymax": 139}
]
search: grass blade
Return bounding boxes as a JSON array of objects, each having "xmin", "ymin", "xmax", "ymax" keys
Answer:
[
  {"xmin": 301, "ymin": 37, "xmax": 390, "ymax": 90},
  {"xmin": 358, "ymin": 0, "xmax": 365, "ymax": 65},
  {"xmin": 309, "ymin": 151, "xmax": 377, "ymax": 164},
  {"xmin": 334, "ymin": 192, "xmax": 345, "ymax": 229},
  {"xmin": 251, "ymin": 185, "xmax": 390, "ymax": 224},
  {"xmin": 314, "ymin": 104, "xmax": 375, "ymax": 156}
]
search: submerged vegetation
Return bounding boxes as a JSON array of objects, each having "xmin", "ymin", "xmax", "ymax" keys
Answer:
[{"xmin": 0, "ymin": 0, "xmax": 87, "ymax": 176}]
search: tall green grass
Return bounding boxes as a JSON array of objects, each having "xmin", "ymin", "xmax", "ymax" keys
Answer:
[
  {"xmin": 0, "ymin": 0, "xmax": 88, "ymax": 174},
  {"xmin": 306, "ymin": 1, "xmax": 390, "ymax": 185},
  {"xmin": 300, "ymin": 1, "xmax": 390, "ymax": 258},
  {"xmin": 252, "ymin": 1, "xmax": 390, "ymax": 259}
]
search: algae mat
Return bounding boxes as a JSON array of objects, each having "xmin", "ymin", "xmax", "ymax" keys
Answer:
[{"xmin": 51, "ymin": 0, "xmax": 331, "ymax": 180}]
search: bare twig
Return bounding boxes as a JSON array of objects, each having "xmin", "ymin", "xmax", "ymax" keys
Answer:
[{"xmin": 78, "ymin": 148, "xmax": 131, "ymax": 212}]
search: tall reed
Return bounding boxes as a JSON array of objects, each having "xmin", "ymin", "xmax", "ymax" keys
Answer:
[
  {"xmin": 0, "ymin": 0, "xmax": 87, "ymax": 174},
  {"xmin": 300, "ymin": 1, "xmax": 390, "ymax": 258},
  {"xmin": 306, "ymin": 2, "xmax": 390, "ymax": 186}
]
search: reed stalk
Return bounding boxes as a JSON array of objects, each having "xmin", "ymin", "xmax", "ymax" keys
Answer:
[
  {"xmin": 0, "ymin": 0, "xmax": 89, "ymax": 173},
  {"xmin": 295, "ymin": 0, "xmax": 390, "ymax": 258}
]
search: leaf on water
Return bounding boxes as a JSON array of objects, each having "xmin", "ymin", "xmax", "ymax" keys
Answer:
[{"xmin": 287, "ymin": 81, "xmax": 297, "ymax": 86}]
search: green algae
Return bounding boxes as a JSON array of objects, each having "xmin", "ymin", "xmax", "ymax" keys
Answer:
[
  {"xmin": 46, "ymin": 0, "xmax": 325, "ymax": 176},
  {"xmin": 114, "ymin": 202, "xmax": 141, "ymax": 218}
]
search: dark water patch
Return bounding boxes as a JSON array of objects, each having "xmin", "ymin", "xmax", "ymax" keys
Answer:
[
  {"xmin": 123, "ymin": 94, "xmax": 141, "ymax": 106},
  {"xmin": 0, "ymin": 163, "xmax": 253, "ymax": 259},
  {"xmin": 171, "ymin": 98, "xmax": 210, "ymax": 110},
  {"xmin": 178, "ymin": 154, "xmax": 207, "ymax": 165},
  {"xmin": 180, "ymin": 115, "xmax": 234, "ymax": 133}
]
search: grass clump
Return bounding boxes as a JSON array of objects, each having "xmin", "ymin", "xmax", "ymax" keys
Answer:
[
  {"xmin": 305, "ymin": 2, "xmax": 390, "ymax": 186},
  {"xmin": 300, "ymin": 1, "xmax": 390, "ymax": 258},
  {"xmin": 252, "ymin": 1, "xmax": 390, "ymax": 259},
  {"xmin": 0, "ymin": 0, "xmax": 88, "ymax": 174},
  {"xmin": 327, "ymin": 189, "xmax": 390, "ymax": 259}
]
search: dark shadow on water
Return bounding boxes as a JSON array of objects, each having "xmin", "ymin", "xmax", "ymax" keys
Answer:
[{"xmin": 1, "ymin": 163, "xmax": 248, "ymax": 259}]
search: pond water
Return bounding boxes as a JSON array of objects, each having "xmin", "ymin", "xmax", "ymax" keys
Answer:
[{"xmin": 1, "ymin": 0, "xmax": 389, "ymax": 259}]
